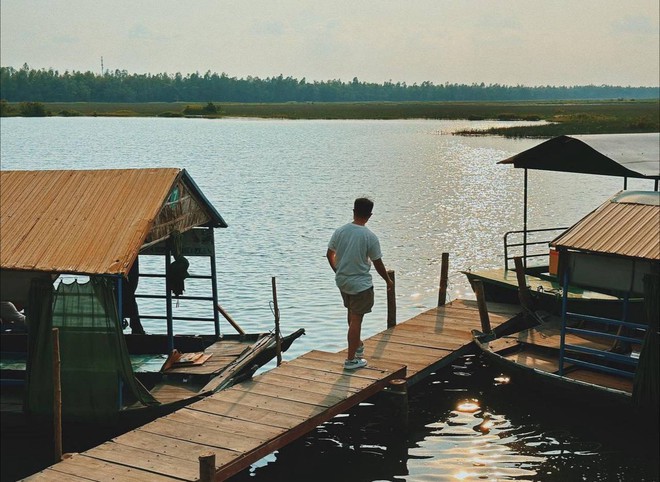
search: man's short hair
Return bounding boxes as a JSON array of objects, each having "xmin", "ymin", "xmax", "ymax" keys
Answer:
[{"xmin": 353, "ymin": 197, "xmax": 374, "ymax": 218}]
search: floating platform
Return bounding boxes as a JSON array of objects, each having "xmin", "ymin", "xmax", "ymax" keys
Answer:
[{"xmin": 24, "ymin": 300, "xmax": 521, "ymax": 481}]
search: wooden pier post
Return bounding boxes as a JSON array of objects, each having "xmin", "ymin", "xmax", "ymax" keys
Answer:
[
  {"xmin": 198, "ymin": 451, "xmax": 216, "ymax": 482},
  {"xmin": 438, "ymin": 252, "xmax": 449, "ymax": 306},
  {"xmin": 387, "ymin": 270, "xmax": 396, "ymax": 328},
  {"xmin": 387, "ymin": 379, "xmax": 408, "ymax": 432},
  {"xmin": 52, "ymin": 328, "xmax": 63, "ymax": 463},
  {"xmin": 472, "ymin": 280, "xmax": 492, "ymax": 334},
  {"xmin": 513, "ymin": 256, "xmax": 534, "ymax": 314},
  {"xmin": 271, "ymin": 277, "xmax": 282, "ymax": 366}
]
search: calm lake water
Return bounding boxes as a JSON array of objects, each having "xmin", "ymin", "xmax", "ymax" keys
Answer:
[{"xmin": 1, "ymin": 117, "xmax": 658, "ymax": 481}]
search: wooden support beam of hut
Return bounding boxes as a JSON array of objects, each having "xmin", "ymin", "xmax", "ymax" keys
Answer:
[{"xmin": 52, "ymin": 328, "xmax": 63, "ymax": 464}]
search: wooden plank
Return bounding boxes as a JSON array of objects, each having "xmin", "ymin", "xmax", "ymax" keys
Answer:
[
  {"xmin": 24, "ymin": 466, "xmax": 95, "ymax": 482},
  {"xmin": 360, "ymin": 336, "xmax": 452, "ymax": 359},
  {"xmin": 204, "ymin": 341, "xmax": 250, "ymax": 356},
  {"xmin": 23, "ymin": 454, "xmax": 180, "ymax": 482},
  {"xmin": 517, "ymin": 325, "xmax": 612, "ymax": 352},
  {"xmin": 252, "ymin": 372, "xmax": 365, "ymax": 396},
  {"xmin": 114, "ymin": 429, "xmax": 239, "ymax": 466},
  {"xmin": 230, "ymin": 378, "xmax": 347, "ymax": 407},
  {"xmin": 207, "ymin": 388, "xmax": 329, "ymax": 419},
  {"xmin": 188, "ymin": 397, "xmax": 307, "ymax": 429},
  {"xmin": 85, "ymin": 442, "xmax": 199, "ymax": 481},
  {"xmin": 137, "ymin": 417, "xmax": 268, "ymax": 452},
  {"xmin": 567, "ymin": 369, "xmax": 633, "ymax": 393},
  {"xmin": 262, "ymin": 363, "xmax": 385, "ymax": 391},
  {"xmin": 414, "ymin": 308, "xmax": 511, "ymax": 324},
  {"xmin": 165, "ymin": 356, "xmax": 237, "ymax": 375},
  {"xmin": 169, "ymin": 408, "xmax": 284, "ymax": 439},
  {"xmin": 369, "ymin": 329, "xmax": 461, "ymax": 351},
  {"xmin": 283, "ymin": 356, "xmax": 397, "ymax": 381},
  {"xmin": 504, "ymin": 350, "xmax": 562, "ymax": 373},
  {"xmin": 408, "ymin": 315, "xmax": 509, "ymax": 332},
  {"xmin": 300, "ymin": 350, "xmax": 407, "ymax": 377},
  {"xmin": 351, "ymin": 344, "xmax": 443, "ymax": 368},
  {"xmin": 390, "ymin": 321, "xmax": 474, "ymax": 341},
  {"xmin": 452, "ymin": 299, "xmax": 523, "ymax": 316}
]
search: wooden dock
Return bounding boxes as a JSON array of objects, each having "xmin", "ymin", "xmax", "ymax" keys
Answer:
[{"xmin": 24, "ymin": 300, "xmax": 521, "ymax": 482}]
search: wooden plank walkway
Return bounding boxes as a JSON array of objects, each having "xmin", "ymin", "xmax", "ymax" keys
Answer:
[
  {"xmin": 24, "ymin": 300, "xmax": 521, "ymax": 482},
  {"xmin": 356, "ymin": 299, "xmax": 520, "ymax": 386}
]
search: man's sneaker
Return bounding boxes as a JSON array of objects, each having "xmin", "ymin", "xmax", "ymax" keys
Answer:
[
  {"xmin": 356, "ymin": 344, "xmax": 365, "ymax": 358},
  {"xmin": 344, "ymin": 358, "xmax": 367, "ymax": 370}
]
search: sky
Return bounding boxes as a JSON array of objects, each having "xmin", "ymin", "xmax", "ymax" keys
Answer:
[{"xmin": 1, "ymin": 0, "xmax": 658, "ymax": 87}]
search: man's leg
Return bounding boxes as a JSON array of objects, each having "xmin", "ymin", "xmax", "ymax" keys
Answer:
[{"xmin": 347, "ymin": 310, "xmax": 364, "ymax": 360}]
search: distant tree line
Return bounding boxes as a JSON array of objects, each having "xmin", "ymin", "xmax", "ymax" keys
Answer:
[{"xmin": 1, "ymin": 64, "xmax": 658, "ymax": 103}]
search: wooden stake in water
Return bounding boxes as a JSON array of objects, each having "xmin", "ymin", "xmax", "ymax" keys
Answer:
[
  {"xmin": 272, "ymin": 277, "xmax": 282, "ymax": 366},
  {"xmin": 198, "ymin": 451, "xmax": 216, "ymax": 482},
  {"xmin": 472, "ymin": 280, "xmax": 492, "ymax": 334},
  {"xmin": 438, "ymin": 252, "xmax": 449, "ymax": 306},
  {"xmin": 387, "ymin": 270, "xmax": 396, "ymax": 328}
]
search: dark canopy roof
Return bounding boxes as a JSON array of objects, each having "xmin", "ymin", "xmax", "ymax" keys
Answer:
[{"xmin": 499, "ymin": 133, "xmax": 660, "ymax": 179}]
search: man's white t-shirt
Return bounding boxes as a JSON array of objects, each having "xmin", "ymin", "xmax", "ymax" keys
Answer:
[{"xmin": 328, "ymin": 222, "xmax": 382, "ymax": 295}]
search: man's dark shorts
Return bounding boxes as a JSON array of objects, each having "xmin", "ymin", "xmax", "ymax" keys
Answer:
[{"xmin": 341, "ymin": 287, "xmax": 374, "ymax": 315}]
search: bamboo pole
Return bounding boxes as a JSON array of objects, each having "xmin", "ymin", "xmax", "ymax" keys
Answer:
[
  {"xmin": 438, "ymin": 252, "xmax": 449, "ymax": 306},
  {"xmin": 52, "ymin": 327, "xmax": 62, "ymax": 463},
  {"xmin": 387, "ymin": 270, "xmax": 396, "ymax": 328},
  {"xmin": 198, "ymin": 451, "xmax": 216, "ymax": 482},
  {"xmin": 472, "ymin": 280, "xmax": 492, "ymax": 333},
  {"xmin": 215, "ymin": 303, "xmax": 246, "ymax": 335},
  {"xmin": 271, "ymin": 277, "xmax": 282, "ymax": 366}
]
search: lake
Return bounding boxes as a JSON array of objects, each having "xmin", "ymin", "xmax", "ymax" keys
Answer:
[{"xmin": 1, "ymin": 117, "xmax": 657, "ymax": 481}]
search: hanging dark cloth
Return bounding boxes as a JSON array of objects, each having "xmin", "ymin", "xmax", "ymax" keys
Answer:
[
  {"xmin": 167, "ymin": 230, "xmax": 190, "ymax": 298},
  {"xmin": 121, "ymin": 258, "xmax": 145, "ymax": 334}
]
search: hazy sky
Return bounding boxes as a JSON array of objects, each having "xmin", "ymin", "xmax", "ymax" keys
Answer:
[{"xmin": 1, "ymin": 0, "xmax": 658, "ymax": 87}]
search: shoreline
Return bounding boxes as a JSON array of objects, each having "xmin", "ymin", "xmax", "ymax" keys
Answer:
[{"xmin": 2, "ymin": 99, "xmax": 659, "ymax": 137}]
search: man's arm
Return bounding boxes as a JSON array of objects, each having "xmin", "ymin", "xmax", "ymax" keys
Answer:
[
  {"xmin": 373, "ymin": 258, "xmax": 393, "ymax": 290},
  {"xmin": 326, "ymin": 248, "xmax": 337, "ymax": 273}
]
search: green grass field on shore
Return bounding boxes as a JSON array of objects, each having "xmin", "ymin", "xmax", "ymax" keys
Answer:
[{"xmin": 4, "ymin": 99, "xmax": 659, "ymax": 137}]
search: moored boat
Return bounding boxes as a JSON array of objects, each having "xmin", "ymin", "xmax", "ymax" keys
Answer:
[
  {"xmin": 463, "ymin": 133, "xmax": 659, "ymax": 319},
  {"xmin": 0, "ymin": 168, "xmax": 304, "ymax": 430},
  {"xmin": 472, "ymin": 189, "xmax": 659, "ymax": 418}
]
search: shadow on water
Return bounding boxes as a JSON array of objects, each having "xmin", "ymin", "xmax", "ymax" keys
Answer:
[{"xmin": 230, "ymin": 354, "xmax": 659, "ymax": 482}]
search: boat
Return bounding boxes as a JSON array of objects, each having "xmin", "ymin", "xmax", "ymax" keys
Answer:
[
  {"xmin": 463, "ymin": 133, "xmax": 660, "ymax": 319},
  {"xmin": 472, "ymin": 189, "xmax": 659, "ymax": 417},
  {"xmin": 0, "ymin": 168, "xmax": 304, "ymax": 429}
]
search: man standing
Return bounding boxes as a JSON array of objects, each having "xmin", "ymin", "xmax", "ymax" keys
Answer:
[{"xmin": 326, "ymin": 198, "xmax": 393, "ymax": 369}]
